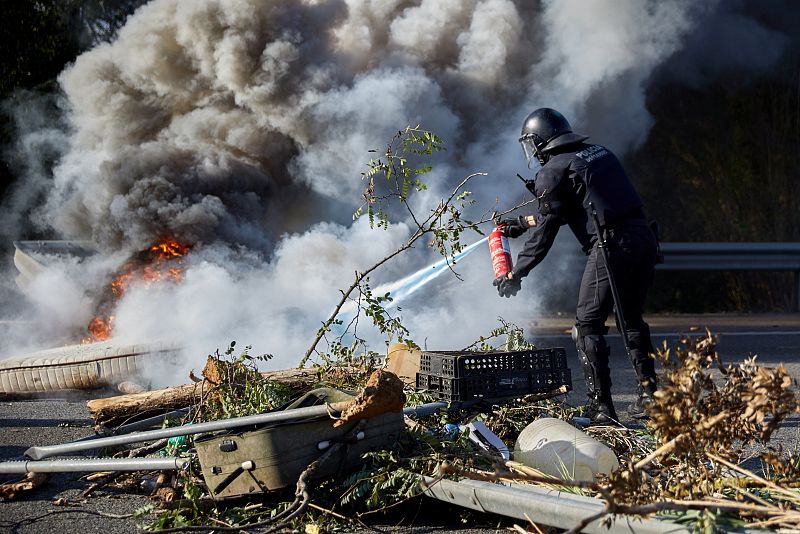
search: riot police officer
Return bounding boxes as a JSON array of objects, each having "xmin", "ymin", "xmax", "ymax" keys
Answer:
[{"xmin": 494, "ymin": 107, "xmax": 658, "ymax": 423}]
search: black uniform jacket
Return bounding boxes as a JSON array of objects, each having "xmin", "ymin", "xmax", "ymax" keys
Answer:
[{"xmin": 513, "ymin": 142, "xmax": 644, "ymax": 278}]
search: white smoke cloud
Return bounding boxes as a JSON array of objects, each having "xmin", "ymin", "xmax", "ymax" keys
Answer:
[
  {"xmin": 526, "ymin": 0, "xmax": 715, "ymax": 154},
  {"xmin": 455, "ymin": 0, "xmax": 522, "ymax": 83},
  {"xmin": 104, "ymin": 216, "xmax": 542, "ymax": 382},
  {"xmin": 2, "ymin": 0, "xmax": 794, "ymax": 380},
  {"xmin": 389, "ymin": 0, "xmax": 477, "ymax": 62},
  {"xmin": 109, "ymin": 218, "xmax": 418, "ymax": 377},
  {"xmin": 292, "ymin": 67, "xmax": 460, "ymax": 199}
]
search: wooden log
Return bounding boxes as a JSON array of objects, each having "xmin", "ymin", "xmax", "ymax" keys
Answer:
[{"xmin": 86, "ymin": 367, "xmax": 327, "ymax": 425}]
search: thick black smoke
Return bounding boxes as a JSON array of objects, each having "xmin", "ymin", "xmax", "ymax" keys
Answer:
[
  {"xmin": 8, "ymin": 0, "xmax": 791, "ymax": 251},
  {"xmin": 25, "ymin": 1, "xmax": 692, "ymax": 247}
]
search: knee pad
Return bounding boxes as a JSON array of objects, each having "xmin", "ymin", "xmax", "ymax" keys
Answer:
[
  {"xmin": 575, "ymin": 322, "xmax": 609, "ymax": 338},
  {"xmin": 572, "ymin": 325, "xmax": 610, "ymax": 363},
  {"xmin": 572, "ymin": 325, "xmax": 590, "ymax": 363},
  {"xmin": 573, "ymin": 326, "xmax": 613, "ymax": 396},
  {"xmin": 584, "ymin": 335, "xmax": 610, "ymax": 362}
]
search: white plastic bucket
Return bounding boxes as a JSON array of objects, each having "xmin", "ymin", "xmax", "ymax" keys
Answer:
[{"xmin": 513, "ymin": 417, "xmax": 619, "ymax": 482}]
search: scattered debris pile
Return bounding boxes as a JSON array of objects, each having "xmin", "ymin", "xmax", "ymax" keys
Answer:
[
  {"xmin": 452, "ymin": 331, "xmax": 800, "ymax": 533},
  {"xmin": 85, "ymin": 352, "xmax": 330, "ymax": 425},
  {"xmin": 1, "ymin": 331, "xmax": 799, "ymax": 534}
]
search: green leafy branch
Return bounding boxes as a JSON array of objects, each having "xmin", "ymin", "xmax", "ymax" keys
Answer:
[
  {"xmin": 355, "ymin": 125, "xmax": 442, "ymax": 230},
  {"xmin": 357, "ymin": 278, "xmax": 416, "ymax": 347},
  {"xmin": 203, "ymin": 343, "xmax": 293, "ymax": 420},
  {"xmin": 461, "ymin": 317, "xmax": 537, "ymax": 352}
]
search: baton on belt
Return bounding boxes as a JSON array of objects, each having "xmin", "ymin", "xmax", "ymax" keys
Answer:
[{"xmin": 587, "ymin": 202, "xmax": 632, "ymax": 358}]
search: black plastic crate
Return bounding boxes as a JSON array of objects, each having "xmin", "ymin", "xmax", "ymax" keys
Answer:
[
  {"xmin": 419, "ymin": 348, "xmax": 568, "ymax": 378},
  {"xmin": 415, "ymin": 348, "xmax": 571, "ymax": 402}
]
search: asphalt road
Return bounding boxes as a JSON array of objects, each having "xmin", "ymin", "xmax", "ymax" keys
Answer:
[
  {"xmin": 527, "ymin": 313, "xmax": 800, "ymax": 413},
  {"xmin": 1, "ymin": 314, "xmax": 798, "ymax": 533}
]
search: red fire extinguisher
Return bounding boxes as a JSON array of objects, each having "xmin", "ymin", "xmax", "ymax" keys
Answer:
[{"xmin": 488, "ymin": 225, "xmax": 513, "ymax": 279}]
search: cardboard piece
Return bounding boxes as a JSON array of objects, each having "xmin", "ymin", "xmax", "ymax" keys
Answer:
[{"xmin": 385, "ymin": 343, "xmax": 421, "ymax": 387}]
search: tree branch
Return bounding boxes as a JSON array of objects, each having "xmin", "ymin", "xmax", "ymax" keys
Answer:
[{"xmin": 298, "ymin": 170, "xmax": 522, "ymax": 368}]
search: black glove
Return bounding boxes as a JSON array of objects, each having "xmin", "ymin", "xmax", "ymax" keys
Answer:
[
  {"xmin": 493, "ymin": 274, "xmax": 521, "ymax": 298},
  {"xmin": 498, "ymin": 216, "xmax": 529, "ymax": 238}
]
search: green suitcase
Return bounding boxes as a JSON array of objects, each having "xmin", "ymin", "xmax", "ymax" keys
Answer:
[{"xmin": 195, "ymin": 411, "xmax": 404, "ymax": 499}]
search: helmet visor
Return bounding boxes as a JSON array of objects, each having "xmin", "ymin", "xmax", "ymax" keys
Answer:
[{"xmin": 519, "ymin": 135, "xmax": 539, "ymax": 169}]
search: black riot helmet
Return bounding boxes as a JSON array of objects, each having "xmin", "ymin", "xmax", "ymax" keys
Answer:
[{"xmin": 519, "ymin": 108, "xmax": 588, "ymax": 167}]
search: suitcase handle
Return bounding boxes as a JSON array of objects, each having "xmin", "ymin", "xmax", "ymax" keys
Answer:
[{"xmin": 212, "ymin": 460, "xmax": 255, "ymax": 495}]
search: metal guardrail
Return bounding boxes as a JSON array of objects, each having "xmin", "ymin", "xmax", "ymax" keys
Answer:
[
  {"xmin": 423, "ymin": 477, "xmax": 697, "ymax": 534},
  {"xmin": 659, "ymin": 242, "xmax": 800, "ymax": 311}
]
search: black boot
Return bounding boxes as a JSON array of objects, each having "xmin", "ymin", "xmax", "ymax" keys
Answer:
[
  {"xmin": 627, "ymin": 387, "xmax": 655, "ymax": 419},
  {"xmin": 627, "ymin": 346, "xmax": 658, "ymax": 419},
  {"xmin": 574, "ymin": 328, "xmax": 619, "ymax": 425},
  {"xmin": 626, "ymin": 329, "xmax": 658, "ymax": 419},
  {"xmin": 583, "ymin": 391, "xmax": 619, "ymax": 424}
]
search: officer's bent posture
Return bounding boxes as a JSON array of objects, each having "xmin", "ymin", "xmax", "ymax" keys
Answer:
[{"xmin": 494, "ymin": 107, "xmax": 659, "ymax": 424}]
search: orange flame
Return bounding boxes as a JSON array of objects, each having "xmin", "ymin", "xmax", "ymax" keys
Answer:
[
  {"xmin": 83, "ymin": 316, "xmax": 114, "ymax": 344},
  {"xmin": 82, "ymin": 239, "xmax": 191, "ymax": 343},
  {"xmin": 150, "ymin": 240, "xmax": 191, "ymax": 258}
]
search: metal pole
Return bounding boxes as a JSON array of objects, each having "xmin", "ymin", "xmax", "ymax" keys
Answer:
[
  {"xmin": 25, "ymin": 402, "xmax": 448, "ymax": 461},
  {"xmin": 109, "ymin": 408, "xmax": 192, "ymax": 435},
  {"xmin": 0, "ymin": 457, "xmax": 188, "ymax": 475},
  {"xmin": 73, "ymin": 408, "xmax": 192, "ymax": 443},
  {"xmin": 25, "ymin": 403, "xmax": 340, "ymax": 460},
  {"xmin": 587, "ymin": 202, "xmax": 632, "ymax": 357}
]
